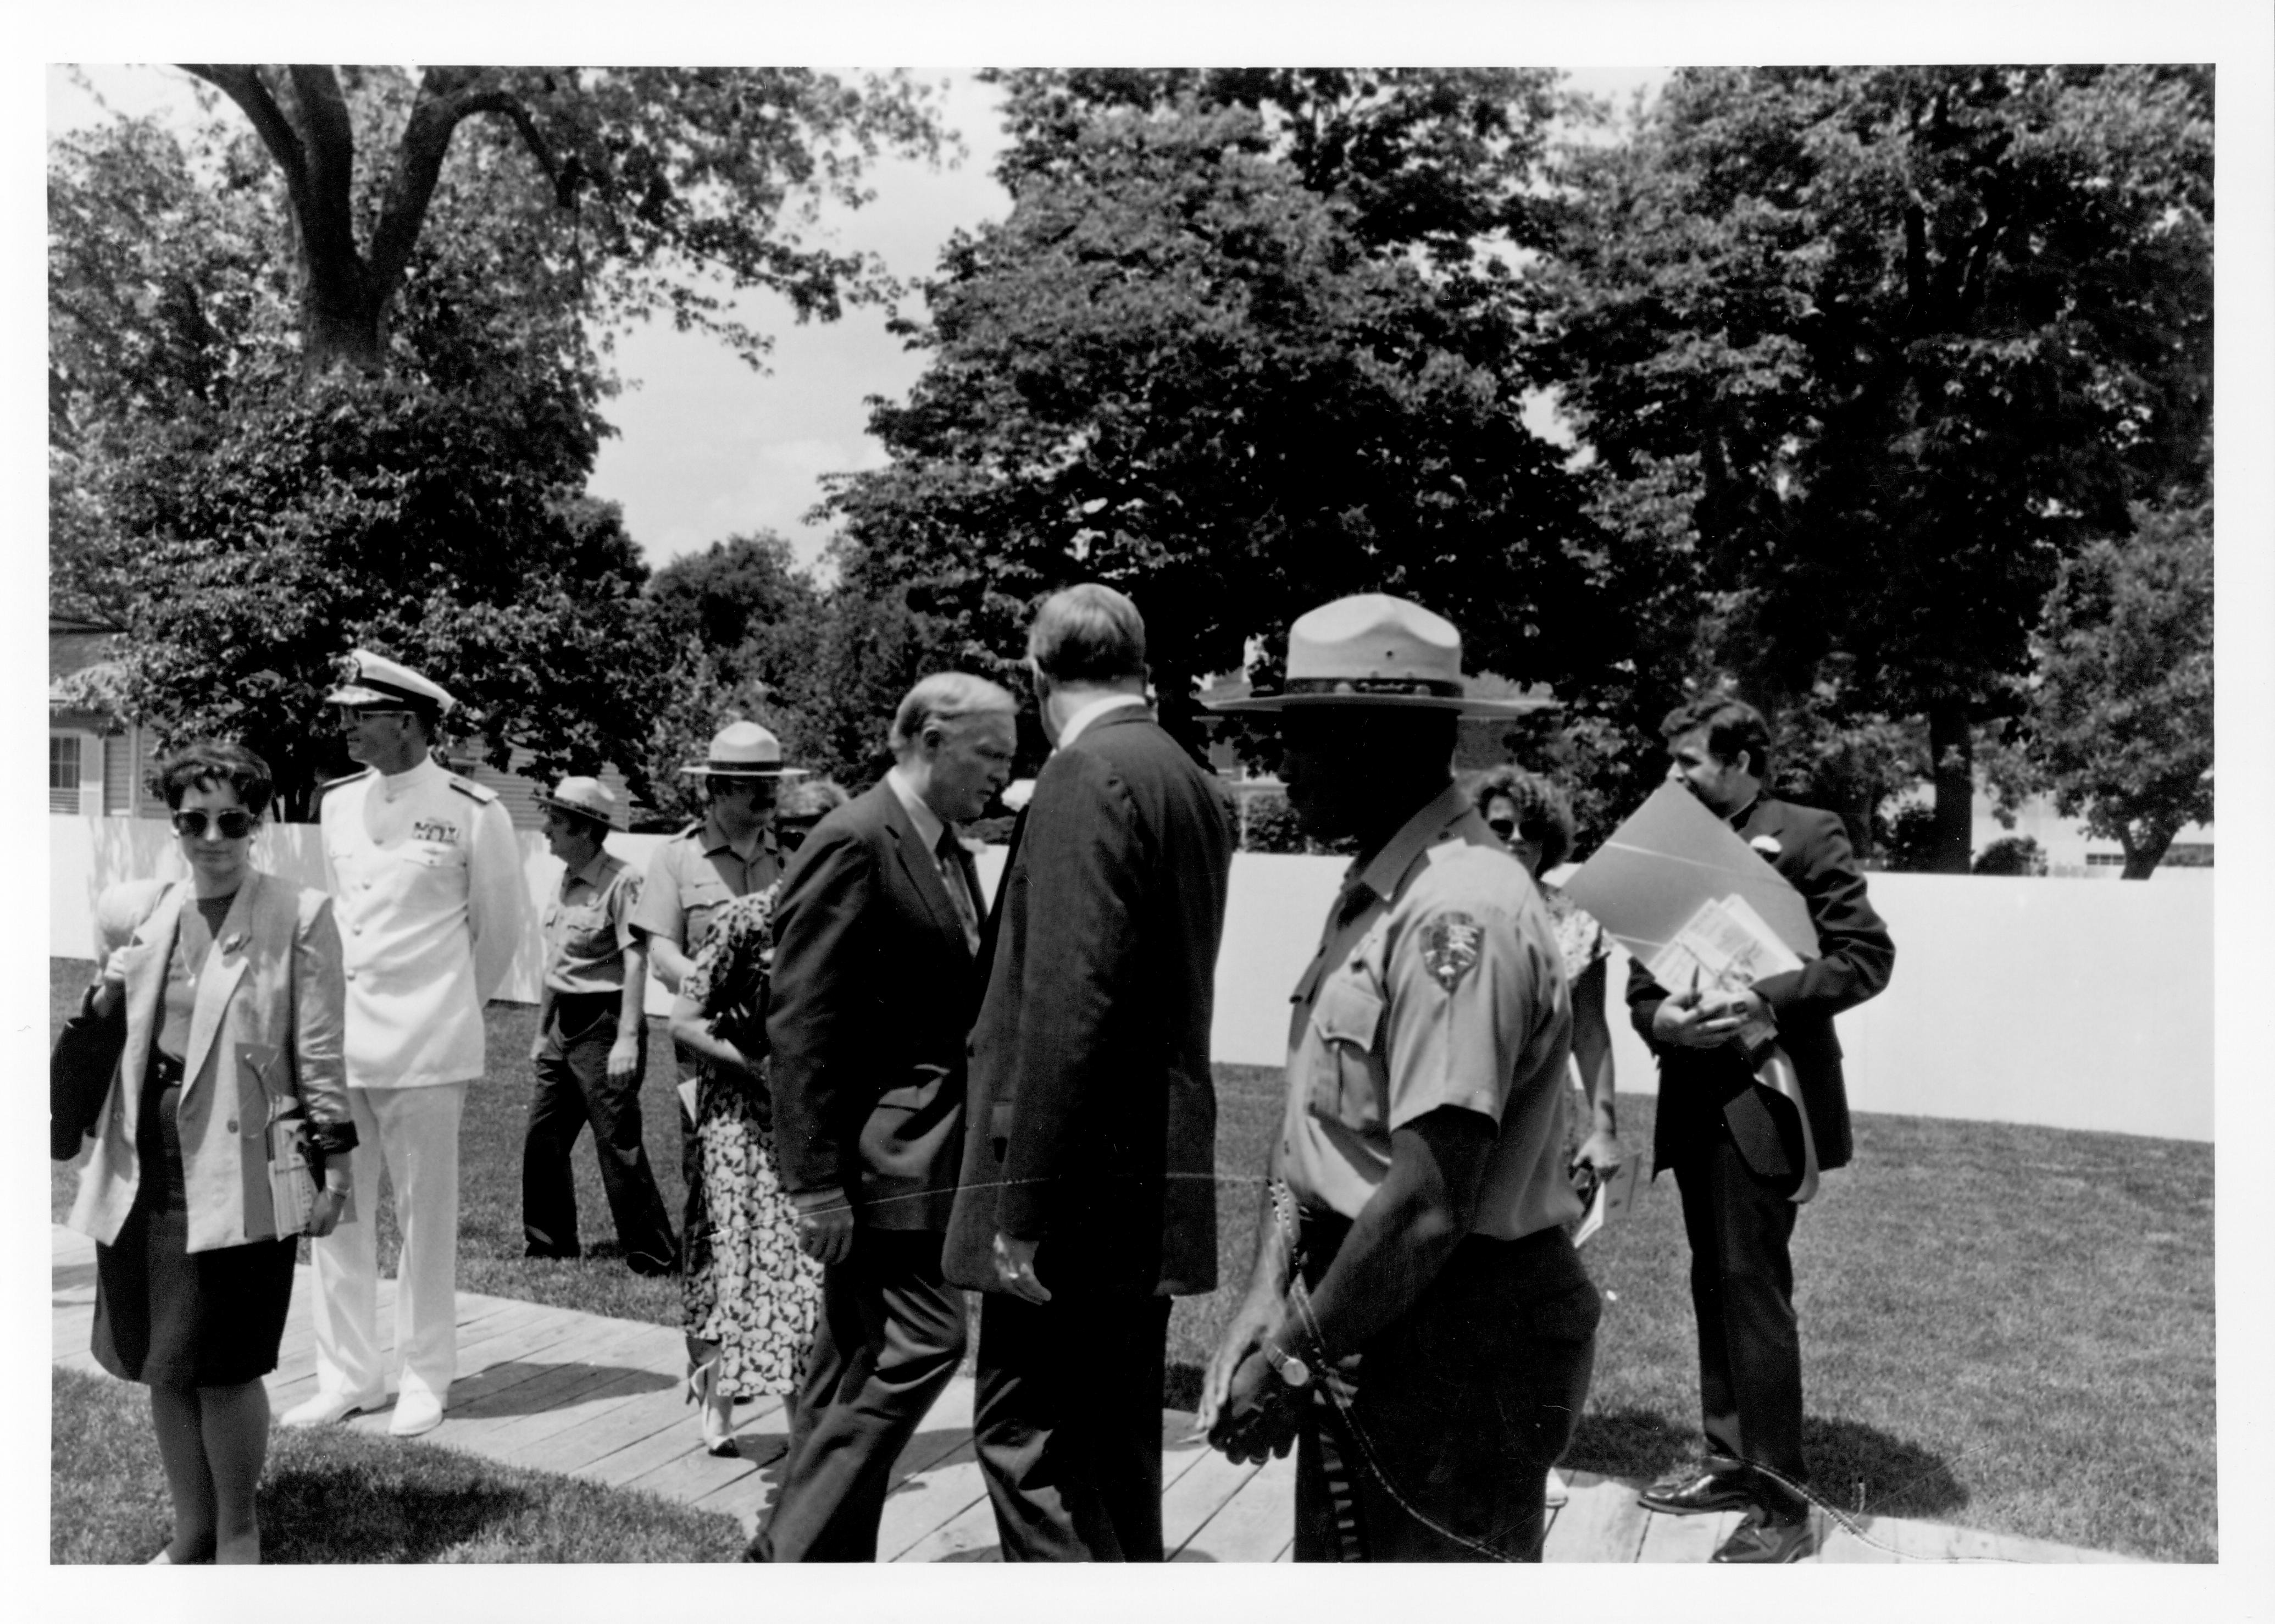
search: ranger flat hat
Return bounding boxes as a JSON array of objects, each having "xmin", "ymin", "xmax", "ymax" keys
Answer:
[
  {"xmin": 541, "ymin": 775, "xmax": 621, "ymax": 830},
  {"xmin": 1203, "ymin": 593, "xmax": 1553, "ymax": 716},
  {"xmin": 679, "ymin": 720, "xmax": 807, "ymax": 778},
  {"xmin": 326, "ymin": 648, "xmax": 457, "ymax": 715}
]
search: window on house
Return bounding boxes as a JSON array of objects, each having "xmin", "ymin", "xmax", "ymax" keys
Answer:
[{"xmin": 49, "ymin": 734, "xmax": 82, "ymax": 814}]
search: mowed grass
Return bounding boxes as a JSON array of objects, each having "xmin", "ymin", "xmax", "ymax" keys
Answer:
[
  {"xmin": 51, "ymin": 1368, "xmax": 743, "ymax": 1564},
  {"xmin": 52, "ymin": 963, "xmax": 2216, "ymax": 1560}
]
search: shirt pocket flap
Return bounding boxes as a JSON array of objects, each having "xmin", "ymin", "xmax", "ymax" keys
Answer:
[
  {"xmin": 1306, "ymin": 974, "xmax": 1386, "ymax": 1133},
  {"xmin": 1310, "ymin": 975, "xmax": 1385, "ymax": 1049}
]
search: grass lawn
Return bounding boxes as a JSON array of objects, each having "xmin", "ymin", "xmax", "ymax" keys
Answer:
[
  {"xmin": 51, "ymin": 1368, "xmax": 743, "ymax": 1563},
  {"xmin": 52, "ymin": 962, "xmax": 2215, "ymax": 1561}
]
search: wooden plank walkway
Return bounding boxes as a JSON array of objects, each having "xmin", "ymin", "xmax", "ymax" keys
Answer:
[{"xmin": 52, "ymin": 1226, "xmax": 2132, "ymax": 1564}]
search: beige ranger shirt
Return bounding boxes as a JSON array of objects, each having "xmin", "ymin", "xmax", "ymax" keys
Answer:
[
  {"xmin": 627, "ymin": 810, "xmax": 779, "ymax": 963},
  {"xmin": 1277, "ymin": 782, "xmax": 1584, "ymax": 1242},
  {"xmin": 320, "ymin": 756, "xmax": 525, "ymax": 1089},
  {"xmin": 542, "ymin": 851, "xmax": 641, "ymax": 995}
]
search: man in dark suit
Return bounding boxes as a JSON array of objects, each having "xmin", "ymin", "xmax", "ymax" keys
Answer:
[
  {"xmin": 943, "ymin": 582, "xmax": 1236, "ymax": 1562},
  {"xmin": 751, "ymin": 673, "xmax": 1019, "ymax": 1562},
  {"xmin": 1628, "ymin": 695, "xmax": 1895, "ymax": 1562}
]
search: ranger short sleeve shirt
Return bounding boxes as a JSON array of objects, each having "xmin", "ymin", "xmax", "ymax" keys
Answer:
[{"xmin": 1278, "ymin": 783, "xmax": 1583, "ymax": 1241}]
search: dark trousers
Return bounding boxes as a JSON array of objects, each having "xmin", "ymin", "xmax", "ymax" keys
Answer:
[
  {"xmin": 1291, "ymin": 1222, "xmax": 1600, "ymax": 1562},
  {"xmin": 972, "ymin": 1289, "xmax": 1173, "ymax": 1561},
  {"xmin": 753, "ymin": 1229, "xmax": 966, "ymax": 1561},
  {"xmin": 521, "ymin": 994, "xmax": 676, "ymax": 1275},
  {"xmin": 1673, "ymin": 1132, "xmax": 1807, "ymax": 1499}
]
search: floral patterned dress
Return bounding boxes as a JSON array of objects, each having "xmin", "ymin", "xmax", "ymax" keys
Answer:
[
  {"xmin": 678, "ymin": 887, "xmax": 824, "ymax": 1402},
  {"xmin": 1541, "ymin": 880, "xmax": 1609, "ymax": 984}
]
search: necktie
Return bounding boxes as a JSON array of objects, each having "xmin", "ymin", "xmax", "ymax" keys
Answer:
[{"xmin": 936, "ymin": 828, "xmax": 981, "ymax": 955}]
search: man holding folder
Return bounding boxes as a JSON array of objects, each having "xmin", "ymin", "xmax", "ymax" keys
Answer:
[{"xmin": 1627, "ymin": 695, "xmax": 1894, "ymax": 1562}]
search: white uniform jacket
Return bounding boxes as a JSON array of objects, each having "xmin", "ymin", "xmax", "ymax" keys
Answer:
[
  {"xmin": 320, "ymin": 758, "xmax": 524, "ymax": 1089},
  {"xmin": 70, "ymin": 872, "xmax": 356, "ymax": 1253}
]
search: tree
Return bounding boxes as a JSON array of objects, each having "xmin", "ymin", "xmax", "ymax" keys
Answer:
[
  {"xmin": 177, "ymin": 65, "xmax": 946, "ymax": 373},
  {"xmin": 50, "ymin": 100, "xmax": 664, "ymax": 817},
  {"xmin": 1546, "ymin": 66, "xmax": 2213, "ymax": 869},
  {"xmin": 828, "ymin": 70, "xmax": 1611, "ymax": 761},
  {"xmin": 2019, "ymin": 499, "xmax": 2212, "ymax": 878}
]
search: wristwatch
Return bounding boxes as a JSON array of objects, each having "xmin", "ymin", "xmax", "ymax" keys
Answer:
[{"xmin": 1262, "ymin": 1340, "xmax": 1312, "ymax": 1390}]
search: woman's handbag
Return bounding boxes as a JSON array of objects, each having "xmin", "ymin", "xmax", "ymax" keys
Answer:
[{"xmin": 50, "ymin": 984, "xmax": 125, "ymax": 1160}]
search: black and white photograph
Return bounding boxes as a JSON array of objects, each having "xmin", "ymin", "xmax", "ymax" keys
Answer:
[{"xmin": 25, "ymin": 1, "xmax": 2273, "ymax": 1615}]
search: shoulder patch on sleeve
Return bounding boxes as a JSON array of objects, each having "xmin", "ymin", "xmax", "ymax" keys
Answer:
[
  {"xmin": 446, "ymin": 774, "xmax": 500, "ymax": 804},
  {"xmin": 1419, "ymin": 912, "xmax": 1485, "ymax": 991}
]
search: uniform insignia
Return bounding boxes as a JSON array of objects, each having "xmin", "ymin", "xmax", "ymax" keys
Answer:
[
  {"xmin": 412, "ymin": 818, "xmax": 461, "ymax": 844},
  {"xmin": 1420, "ymin": 913, "xmax": 1484, "ymax": 991},
  {"xmin": 446, "ymin": 775, "xmax": 500, "ymax": 804}
]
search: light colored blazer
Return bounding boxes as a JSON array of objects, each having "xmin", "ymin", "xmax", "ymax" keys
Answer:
[{"xmin": 69, "ymin": 870, "xmax": 352, "ymax": 1254}]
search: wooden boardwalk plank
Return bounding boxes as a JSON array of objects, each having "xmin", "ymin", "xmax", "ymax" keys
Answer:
[
  {"xmin": 1636, "ymin": 1506, "xmax": 1741, "ymax": 1562},
  {"xmin": 1544, "ymin": 1471, "xmax": 1653, "ymax": 1563},
  {"xmin": 44, "ymin": 1228, "xmax": 2140, "ymax": 1566},
  {"xmin": 880, "ymin": 1442, "xmax": 989, "ymax": 1560},
  {"xmin": 1175, "ymin": 1449, "xmax": 1293, "ymax": 1563}
]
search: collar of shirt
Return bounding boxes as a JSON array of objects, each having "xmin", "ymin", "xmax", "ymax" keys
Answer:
[
  {"xmin": 885, "ymin": 764, "xmax": 948, "ymax": 851},
  {"xmin": 701, "ymin": 806, "xmax": 773, "ymax": 864},
  {"xmin": 560, "ymin": 849, "xmax": 614, "ymax": 900},
  {"xmin": 1345, "ymin": 780, "xmax": 1483, "ymax": 907},
  {"xmin": 1055, "ymin": 691, "xmax": 1148, "ymax": 751},
  {"xmin": 376, "ymin": 753, "xmax": 444, "ymax": 803},
  {"xmin": 1725, "ymin": 794, "xmax": 1763, "ymax": 830}
]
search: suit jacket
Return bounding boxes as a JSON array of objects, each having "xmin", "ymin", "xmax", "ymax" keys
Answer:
[
  {"xmin": 942, "ymin": 708, "xmax": 1236, "ymax": 1298},
  {"xmin": 70, "ymin": 871, "xmax": 354, "ymax": 1253},
  {"xmin": 767, "ymin": 780, "xmax": 977, "ymax": 1232},
  {"xmin": 1627, "ymin": 795, "xmax": 1894, "ymax": 1176}
]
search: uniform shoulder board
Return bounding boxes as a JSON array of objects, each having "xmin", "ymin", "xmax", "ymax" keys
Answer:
[
  {"xmin": 315, "ymin": 767, "xmax": 375, "ymax": 802},
  {"xmin": 677, "ymin": 820, "xmax": 703, "ymax": 838},
  {"xmin": 446, "ymin": 774, "xmax": 501, "ymax": 805}
]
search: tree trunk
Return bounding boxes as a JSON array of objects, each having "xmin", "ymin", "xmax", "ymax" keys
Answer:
[
  {"xmin": 1926, "ymin": 697, "xmax": 1973, "ymax": 873},
  {"xmin": 299, "ymin": 283, "xmax": 386, "ymax": 374},
  {"xmin": 2119, "ymin": 824, "xmax": 2173, "ymax": 880}
]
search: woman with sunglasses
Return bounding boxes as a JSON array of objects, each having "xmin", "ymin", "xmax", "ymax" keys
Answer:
[
  {"xmin": 1470, "ymin": 766, "xmax": 1625, "ymax": 1186},
  {"xmin": 67, "ymin": 741, "xmax": 357, "ymax": 1563},
  {"xmin": 667, "ymin": 775, "xmax": 849, "ymax": 1456}
]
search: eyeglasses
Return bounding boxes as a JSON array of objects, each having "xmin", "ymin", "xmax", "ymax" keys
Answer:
[
  {"xmin": 1487, "ymin": 817, "xmax": 1551, "ymax": 844},
  {"xmin": 338, "ymin": 707, "xmax": 412, "ymax": 725},
  {"xmin": 778, "ymin": 819, "xmax": 822, "ymax": 850},
  {"xmin": 172, "ymin": 808, "xmax": 258, "ymax": 840}
]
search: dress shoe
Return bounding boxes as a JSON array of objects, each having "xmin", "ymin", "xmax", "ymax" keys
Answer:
[
  {"xmin": 389, "ymin": 1389, "xmax": 446, "ymax": 1437},
  {"xmin": 280, "ymin": 1390, "xmax": 382, "ymax": 1427},
  {"xmin": 1638, "ymin": 1466, "xmax": 1757, "ymax": 1516},
  {"xmin": 1711, "ymin": 1504, "xmax": 1818, "ymax": 1564}
]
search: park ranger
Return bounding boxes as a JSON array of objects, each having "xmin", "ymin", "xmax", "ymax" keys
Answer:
[
  {"xmin": 1197, "ymin": 594, "xmax": 1602, "ymax": 1561},
  {"xmin": 284, "ymin": 650, "xmax": 523, "ymax": 1438}
]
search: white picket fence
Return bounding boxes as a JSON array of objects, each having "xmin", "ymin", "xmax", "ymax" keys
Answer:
[{"xmin": 52, "ymin": 815, "xmax": 2211, "ymax": 1143}]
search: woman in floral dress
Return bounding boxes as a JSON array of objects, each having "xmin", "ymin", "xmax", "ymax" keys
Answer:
[{"xmin": 665, "ymin": 781, "xmax": 846, "ymax": 1456}]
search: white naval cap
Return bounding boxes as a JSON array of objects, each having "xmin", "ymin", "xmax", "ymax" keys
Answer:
[{"xmin": 326, "ymin": 648, "xmax": 457, "ymax": 715}]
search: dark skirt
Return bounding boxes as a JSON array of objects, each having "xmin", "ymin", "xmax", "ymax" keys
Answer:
[{"xmin": 91, "ymin": 1062, "xmax": 297, "ymax": 1390}]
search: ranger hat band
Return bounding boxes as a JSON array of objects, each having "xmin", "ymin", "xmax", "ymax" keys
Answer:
[
  {"xmin": 679, "ymin": 719, "xmax": 808, "ymax": 779},
  {"xmin": 541, "ymin": 775, "xmax": 621, "ymax": 829},
  {"xmin": 326, "ymin": 648, "xmax": 457, "ymax": 715},
  {"xmin": 1203, "ymin": 592, "xmax": 1553, "ymax": 717}
]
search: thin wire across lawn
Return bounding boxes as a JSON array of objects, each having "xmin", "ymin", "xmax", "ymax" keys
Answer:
[{"xmin": 50, "ymin": 964, "xmax": 2215, "ymax": 1561}]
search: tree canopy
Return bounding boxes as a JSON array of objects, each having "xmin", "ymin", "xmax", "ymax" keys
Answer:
[
  {"xmin": 827, "ymin": 69, "xmax": 1607, "ymax": 758},
  {"xmin": 1544, "ymin": 65, "xmax": 2213, "ymax": 868},
  {"xmin": 51, "ymin": 89, "xmax": 658, "ymax": 816},
  {"xmin": 180, "ymin": 65, "xmax": 947, "ymax": 372},
  {"xmin": 2016, "ymin": 498, "xmax": 2213, "ymax": 878}
]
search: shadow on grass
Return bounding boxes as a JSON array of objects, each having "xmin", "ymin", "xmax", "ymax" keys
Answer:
[
  {"xmin": 262, "ymin": 1466, "xmax": 540, "ymax": 1563},
  {"xmin": 1561, "ymin": 1407, "xmax": 1969, "ymax": 1523}
]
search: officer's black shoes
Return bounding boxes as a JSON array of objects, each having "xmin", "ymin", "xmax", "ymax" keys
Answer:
[
  {"xmin": 1710, "ymin": 1502, "xmax": 1819, "ymax": 1564},
  {"xmin": 1638, "ymin": 1465, "xmax": 1757, "ymax": 1516}
]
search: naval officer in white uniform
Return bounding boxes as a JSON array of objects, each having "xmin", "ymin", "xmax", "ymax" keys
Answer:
[{"xmin": 283, "ymin": 651, "xmax": 524, "ymax": 1436}]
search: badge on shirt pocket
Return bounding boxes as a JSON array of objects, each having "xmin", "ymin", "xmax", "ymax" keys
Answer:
[{"xmin": 1306, "ymin": 971, "xmax": 1386, "ymax": 1134}]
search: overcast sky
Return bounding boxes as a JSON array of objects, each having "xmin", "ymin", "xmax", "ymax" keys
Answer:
[{"xmin": 47, "ymin": 64, "xmax": 1662, "ymax": 574}]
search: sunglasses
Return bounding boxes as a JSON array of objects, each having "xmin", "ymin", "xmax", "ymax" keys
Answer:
[
  {"xmin": 1487, "ymin": 817, "xmax": 1551, "ymax": 844},
  {"xmin": 172, "ymin": 808, "xmax": 258, "ymax": 840},
  {"xmin": 338, "ymin": 707, "xmax": 413, "ymax": 725}
]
